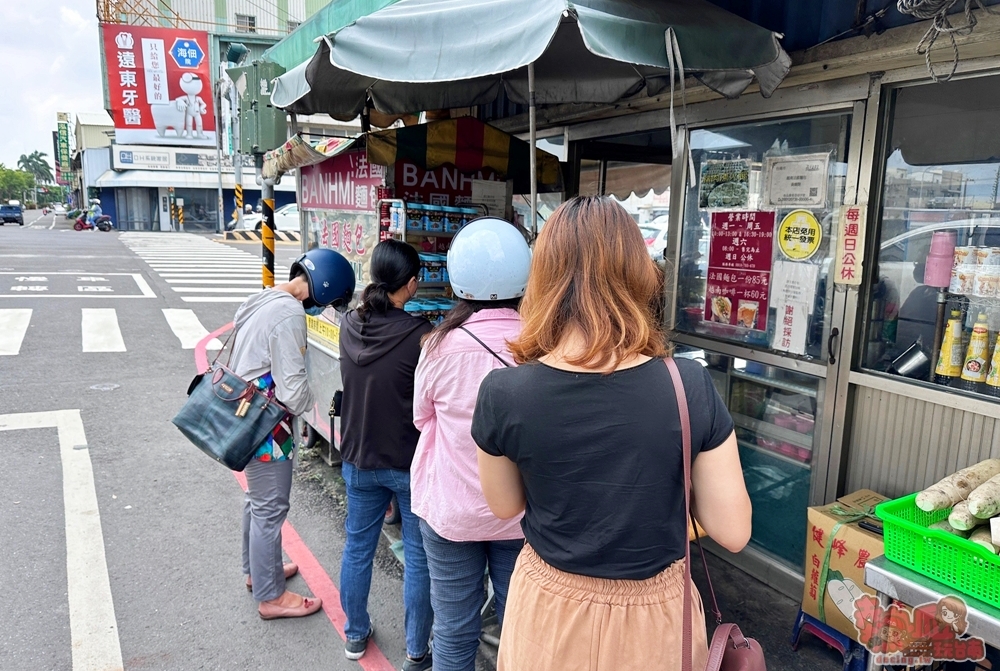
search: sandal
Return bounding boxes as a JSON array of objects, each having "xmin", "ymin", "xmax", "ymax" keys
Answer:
[
  {"xmin": 246, "ymin": 562, "xmax": 299, "ymax": 591},
  {"xmin": 258, "ymin": 594, "xmax": 322, "ymax": 620}
]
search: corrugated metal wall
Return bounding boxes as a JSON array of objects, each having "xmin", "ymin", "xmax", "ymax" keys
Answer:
[
  {"xmin": 845, "ymin": 384, "xmax": 1000, "ymax": 498},
  {"xmin": 169, "ymin": 0, "xmax": 216, "ymax": 31}
]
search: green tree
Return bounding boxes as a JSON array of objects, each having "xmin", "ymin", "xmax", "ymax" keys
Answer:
[
  {"xmin": 0, "ymin": 164, "xmax": 34, "ymax": 202},
  {"xmin": 17, "ymin": 151, "xmax": 54, "ymax": 184}
]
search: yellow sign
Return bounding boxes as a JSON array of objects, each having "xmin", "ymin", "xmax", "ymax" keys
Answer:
[{"xmin": 777, "ymin": 209, "xmax": 822, "ymax": 261}]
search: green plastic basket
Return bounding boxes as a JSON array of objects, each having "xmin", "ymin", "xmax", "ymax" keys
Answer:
[{"xmin": 876, "ymin": 494, "xmax": 1000, "ymax": 608}]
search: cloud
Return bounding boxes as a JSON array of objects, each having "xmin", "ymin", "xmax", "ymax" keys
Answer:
[{"xmin": 0, "ymin": 0, "xmax": 105, "ymax": 167}]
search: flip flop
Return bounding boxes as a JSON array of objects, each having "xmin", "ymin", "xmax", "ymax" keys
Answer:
[
  {"xmin": 258, "ymin": 595, "xmax": 323, "ymax": 620},
  {"xmin": 246, "ymin": 562, "xmax": 299, "ymax": 591}
]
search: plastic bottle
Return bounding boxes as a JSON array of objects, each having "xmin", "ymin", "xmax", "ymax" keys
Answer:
[
  {"xmin": 934, "ymin": 309, "xmax": 964, "ymax": 386},
  {"xmin": 960, "ymin": 313, "xmax": 991, "ymax": 392},
  {"xmin": 985, "ymin": 333, "xmax": 1000, "ymax": 398}
]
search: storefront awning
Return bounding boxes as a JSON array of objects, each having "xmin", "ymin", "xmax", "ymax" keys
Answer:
[
  {"xmin": 95, "ymin": 170, "xmax": 295, "ymax": 191},
  {"xmin": 270, "ymin": 0, "xmax": 791, "ymax": 117},
  {"xmin": 366, "ymin": 117, "xmax": 562, "ymax": 192},
  {"xmin": 263, "ymin": 118, "xmax": 562, "ymax": 193}
]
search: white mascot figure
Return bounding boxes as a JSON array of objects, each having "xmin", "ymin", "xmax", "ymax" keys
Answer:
[
  {"xmin": 180, "ymin": 73, "xmax": 207, "ymax": 139},
  {"xmin": 150, "ymin": 73, "xmax": 207, "ymax": 139}
]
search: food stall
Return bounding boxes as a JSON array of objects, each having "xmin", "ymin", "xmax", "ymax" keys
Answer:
[
  {"xmin": 260, "ymin": 0, "xmax": 1000, "ymax": 652},
  {"xmin": 263, "ymin": 117, "xmax": 562, "ymax": 454}
]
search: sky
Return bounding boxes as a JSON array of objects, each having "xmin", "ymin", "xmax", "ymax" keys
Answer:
[{"xmin": 0, "ymin": 0, "xmax": 104, "ymax": 170}]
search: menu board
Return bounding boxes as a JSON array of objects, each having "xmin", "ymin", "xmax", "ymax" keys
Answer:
[
  {"xmin": 698, "ymin": 159, "xmax": 751, "ymax": 209},
  {"xmin": 705, "ymin": 211, "xmax": 775, "ymax": 331}
]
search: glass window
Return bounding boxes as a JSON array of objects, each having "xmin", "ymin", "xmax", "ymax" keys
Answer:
[
  {"xmin": 676, "ymin": 114, "xmax": 851, "ymax": 360},
  {"xmin": 174, "ymin": 189, "xmax": 218, "ymax": 232},
  {"xmin": 675, "ymin": 347, "xmax": 818, "ymax": 569},
  {"xmin": 864, "ymin": 77, "xmax": 1000, "ymax": 398}
]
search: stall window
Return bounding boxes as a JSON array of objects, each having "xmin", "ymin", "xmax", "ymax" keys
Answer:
[
  {"xmin": 676, "ymin": 114, "xmax": 851, "ymax": 360},
  {"xmin": 864, "ymin": 77, "xmax": 1000, "ymax": 397}
]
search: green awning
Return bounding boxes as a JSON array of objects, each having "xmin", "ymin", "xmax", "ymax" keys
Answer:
[
  {"xmin": 260, "ymin": 0, "xmax": 402, "ymax": 71},
  {"xmin": 270, "ymin": 0, "xmax": 791, "ymax": 117}
]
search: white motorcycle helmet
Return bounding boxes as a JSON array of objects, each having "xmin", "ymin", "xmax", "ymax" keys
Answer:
[{"xmin": 447, "ymin": 217, "xmax": 531, "ymax": 300}]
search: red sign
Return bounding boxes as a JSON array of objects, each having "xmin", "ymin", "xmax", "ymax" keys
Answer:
[
  {"xmin": 704, "ymin": 211, "xmax": 775, "ymax": 331},
  {"xmin": 101, "ymin": 24, "xmax": 216, "ymax": 147},
  {"xmin": 301, "ymin": 151, "xmax": 385, "ymax": 211},
  {"xmin": 394, "ymin": 161, "xmax": 503, "ymax": 206}
]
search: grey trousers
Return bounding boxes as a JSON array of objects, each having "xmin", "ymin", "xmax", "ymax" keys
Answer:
[{"xmin": 241, "ymin": 458, "xmax": 294, "ymax": 603}]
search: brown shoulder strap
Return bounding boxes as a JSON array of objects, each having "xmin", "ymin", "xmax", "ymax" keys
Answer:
[
  {"xmin": 665, "ymin": 357, "xmax": 695, "ymax": 671},
  {"xmin": 665, "ymin": 357, "xmax": 723, "ymax": 671}
]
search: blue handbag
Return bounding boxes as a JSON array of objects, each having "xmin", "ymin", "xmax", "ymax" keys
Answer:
[{"xmin": 171, "ymin": 330, "xmax": 289, "ymax": 471}]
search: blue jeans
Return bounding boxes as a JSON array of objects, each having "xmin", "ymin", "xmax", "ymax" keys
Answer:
[
  {"xmin": 340, "ymin": 461, "xmax": 432, "ymax": 659},
  {"xmin": 420, "ymin": 520, "xmax": 523, "ymax": 671}
]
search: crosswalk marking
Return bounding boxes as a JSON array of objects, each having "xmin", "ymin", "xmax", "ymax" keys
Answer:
[
  {"xmin": 3, "ymin": 307, "xmax": 227, "ymax": 356},
  {"xmin": 172, "ymin": 287, "xmax": 265, "ymax": 293},
  {"xmin": 162, "ymin": 309, "xmax": 222, "ymax": 349},
  {"xmin": 81, "ymin": 309, "xmax": 126, "ymax": 353},
  {"xmin": 120, "ymin": 232, "xmax": 290, "ymax": 303},
  {"xmin": 0, "ymin": 308, "xmax": 31, "ymax": 355}
]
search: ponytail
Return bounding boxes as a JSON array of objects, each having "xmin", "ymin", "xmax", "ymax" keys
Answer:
[{"xmin": 356, "ymin": 239, "xmax": 421, "ymax": 320}]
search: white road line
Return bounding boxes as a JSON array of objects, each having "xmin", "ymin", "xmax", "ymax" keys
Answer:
[
  {"xmin": 162, "ymin": 309, "xmax": 222, "ymax": 349},
  {"xmin": 81, "ymin": 309, "xmax": 127, "ymax": 352},
  {"xmin": 182, "ymin": 296, "xmax": 257, "ymax": 303},
  {"xmin": 131, "ymin": 274, "xmax": 156, "ymax": 297},
  {"xmin": 165, "ymin": 279, "xmax": 264, "ymax": 284},
  {"xmin": 27, "ymin": 212, "xmax": 46, "ymax": 226},
  {"xmin": 0, "ymin": 308, "xmax": 31, "ymax": 355},
  {"xmin": 158, "ymin": 273, "xmax": 265, "ymax": 277},
  {"xmin": 0, "ymin": 410, "xmax": 124, "ymax": 671},
  {"xmin": 171, "ymin": 287, "xmax": 261, "ymax": 293}
]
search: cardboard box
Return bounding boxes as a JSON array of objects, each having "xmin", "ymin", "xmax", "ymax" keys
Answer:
[{"xmin": 801, "ymin": 489, "xmax": 888, "ymax": 642}]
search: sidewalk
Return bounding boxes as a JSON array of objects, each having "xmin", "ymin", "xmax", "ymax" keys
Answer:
[{"xmin": 691, "ymin": 551, "xmax": 845, "ymax": 671}]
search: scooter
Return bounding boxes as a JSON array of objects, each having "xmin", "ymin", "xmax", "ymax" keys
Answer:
[{"xmin": 74, "ymin": 214, "xmax": 114, "ymax": 232}]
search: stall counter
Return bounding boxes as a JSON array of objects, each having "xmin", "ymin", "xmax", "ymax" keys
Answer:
[{"xmin": 864, "ymin": 555, "xmax": 1000, "ymax": 670}]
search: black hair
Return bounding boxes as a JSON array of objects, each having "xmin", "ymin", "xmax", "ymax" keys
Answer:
[
  {"xmin": 357, "ymin": 239, "xmax": 421, "ymax": 319},
  {"xmin": 422, "ymin": 298, "xmax": 521, "ymax": 352}
]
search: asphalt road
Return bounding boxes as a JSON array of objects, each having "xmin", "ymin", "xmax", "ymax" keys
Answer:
[{"xmin": 1, "ymin": 214, "xmax": 413, "ymax": 671}]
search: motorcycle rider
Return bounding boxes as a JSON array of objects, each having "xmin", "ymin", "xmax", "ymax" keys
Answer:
[{"xmin": 87, "ymin": 198, "xmax": 103, "ymax": 230}]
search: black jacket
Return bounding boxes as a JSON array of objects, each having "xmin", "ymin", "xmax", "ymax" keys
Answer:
[{"xmin": 338, "ymin": 307, "xmax": 432, "ymax": 471}]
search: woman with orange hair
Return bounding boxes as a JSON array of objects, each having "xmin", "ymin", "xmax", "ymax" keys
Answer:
[{"xmin": 471, "ymin": 197, "xmax": 752, "ymax": 671}]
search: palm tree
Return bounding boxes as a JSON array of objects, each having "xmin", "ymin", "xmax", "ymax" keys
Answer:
[
  {"xmin": 17, "ymin": 151, "xmax": 54, "ymax": 184},
  {"xmin": 17, "ymin": 151, "xmax": 54, "ymax": 206}
]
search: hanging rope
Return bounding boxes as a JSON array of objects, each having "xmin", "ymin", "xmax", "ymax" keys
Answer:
[
  {"xmin": 665, "ymin": 28, "xmax": 696, "ymax": 188},
  {"xmin": 897, "ymin": 0, "xmax": 1000, "ymax": 82}
]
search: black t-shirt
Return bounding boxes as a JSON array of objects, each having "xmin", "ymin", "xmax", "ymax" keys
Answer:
[{"xmin": 472, "ymin": 357, "xmax": 734, "ymax": 580}]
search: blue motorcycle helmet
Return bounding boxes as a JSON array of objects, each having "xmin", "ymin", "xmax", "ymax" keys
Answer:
[{"xmin": 290, "ymin": 248, "xmax": 356, "ymax": 311}]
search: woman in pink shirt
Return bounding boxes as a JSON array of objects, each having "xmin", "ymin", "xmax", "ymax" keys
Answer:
[{"xmin": 410, "ymin": 218, "xmax": 531, "ymax": 671}]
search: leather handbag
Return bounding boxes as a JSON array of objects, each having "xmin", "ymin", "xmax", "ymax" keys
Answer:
[
  {"xmin": 172, "ymin": 329, "xmax": 289, "ymax": 472},
  {"xmin": 665, "ymin": 358, "xmax": 767, "ymax": 671}
]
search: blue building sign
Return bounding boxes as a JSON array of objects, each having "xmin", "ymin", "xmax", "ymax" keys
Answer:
[{"xmin": 170, "ymin": 38, "xmax": 205, "ymax": 69}]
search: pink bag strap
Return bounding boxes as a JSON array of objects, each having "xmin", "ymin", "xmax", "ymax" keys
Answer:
[{"xmin": 664, "ymin": 358, "xmax": 722, "ymax": 671}]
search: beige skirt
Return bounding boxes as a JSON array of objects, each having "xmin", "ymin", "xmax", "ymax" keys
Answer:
[{"xmin": 497, "ymin": 545, "xmax": 708, "ymax": 671}]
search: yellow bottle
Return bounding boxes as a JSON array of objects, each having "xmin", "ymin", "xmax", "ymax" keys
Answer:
[
  {"xmin": 934, "ymin": 310, "xmax": 964, "ymax": 385},
  {"xmin": 960, "ymin": 313, "xmax": 990, "ymax": 389},
  {"xmin": 985, "ymin": 334, "xmax": 1000, "ymax": 397}
]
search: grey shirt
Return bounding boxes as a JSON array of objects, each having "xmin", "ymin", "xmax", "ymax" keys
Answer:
[{"xmin": 228, "ymin": 289, "xmax": 314, "ymax": 417}]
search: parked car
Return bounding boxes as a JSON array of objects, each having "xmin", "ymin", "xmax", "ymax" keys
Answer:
[
  {"xmin": 0, "ymin": 200, "xmax": 24, "ymax": 225},
  {"xmin": 239, "ymin": 203, "xmax": 300, "ymax": 232},
  {"xmin": 639, "ymin": 216, "xmax": 669, "ymax": 260}
]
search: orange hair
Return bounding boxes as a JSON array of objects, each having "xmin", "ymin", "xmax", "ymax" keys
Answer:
[{"xmin": 509, "ymin": 197, "xmax": 667, "ymax": 369}]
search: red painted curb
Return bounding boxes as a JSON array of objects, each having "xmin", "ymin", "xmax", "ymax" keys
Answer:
[{"xmin": 233, "ymin": 471, "xmax": 396, "ymax": 671}]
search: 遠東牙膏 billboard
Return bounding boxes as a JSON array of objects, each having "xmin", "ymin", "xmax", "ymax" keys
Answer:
[{"xmin": 101, "ymin": 24, "xmax": 216, "ymax": 147}]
